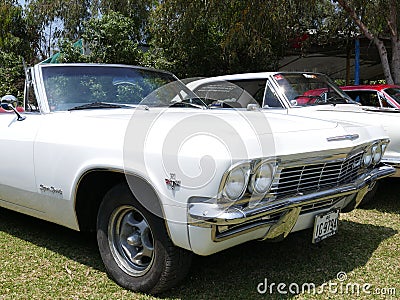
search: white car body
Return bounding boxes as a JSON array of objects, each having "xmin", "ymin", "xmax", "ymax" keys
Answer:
[
  {"xmin": 186, "ymin": 72, "xmax": 400, "ymax": 175},
  {"xmin": 0, "ymin": 64, "xmax": 394, "ymax": 293}
]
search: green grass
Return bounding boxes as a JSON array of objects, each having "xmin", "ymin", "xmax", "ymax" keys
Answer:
[{"xmin": 1, "ymin": 178, "xmax": 399, "ymax": 299}]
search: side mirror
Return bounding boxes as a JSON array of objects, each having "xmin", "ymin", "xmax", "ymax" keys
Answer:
[
  {"xmin": 1, "ymin": 103, "xmax": 13, "ymax": 111},
  {"xmin": 1, "ymin": 95, "xmax": 17, "ymax": 110},
  {"xmin": 1, "ymin": 95, "xmax": 26, "ymax": 121}
]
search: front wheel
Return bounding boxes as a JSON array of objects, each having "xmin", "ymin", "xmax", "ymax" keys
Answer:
[{"xmin": 97, "ymin": 183, "xmax": 192, "ymax": 294}]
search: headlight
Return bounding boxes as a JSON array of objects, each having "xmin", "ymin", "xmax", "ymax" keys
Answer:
[
  {"xmin": 381, "ymin": 143, "xmax": 388, "ymax": 154},
  {"xmin": 250, "ymin": 161, "xmax": 274, "ymax": 194},
  {"xmin": 362, "ymin": 147, "xmax": 373, "ymax": 167},
  {"xmin": 372, "ymin": 143, "xmax": 383, "ymax": 164},
  {"xmin": 222, "ymin": 163, "xmax": 250, "ymax": 201}
]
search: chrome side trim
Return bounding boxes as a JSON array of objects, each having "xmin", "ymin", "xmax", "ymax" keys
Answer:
[{"xmin": 327, "ymin": 134, "xmax": 359, "ymax": 142}]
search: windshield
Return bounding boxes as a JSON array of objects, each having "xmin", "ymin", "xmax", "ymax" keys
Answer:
[
  {"xmin": 40, "ymin": 65, "xmax": 201, "ymax": 111},
  {"xmin": 191, "ymin": 80, "xmax": 262, "ymax": 108},
  {"xmin": 384, "ymin": 88, "xmax": 400, "ymax": 105},
  {"xmin": 273, "ymin": 73, "xmax": 354, "ymax": 106}
]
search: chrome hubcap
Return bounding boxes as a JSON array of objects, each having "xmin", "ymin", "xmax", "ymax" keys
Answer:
[{"xmin": 109, "ymin": 205, "xmax": 154, "ymax": 276}]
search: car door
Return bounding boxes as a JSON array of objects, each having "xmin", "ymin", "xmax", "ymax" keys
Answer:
[{"xmin": 0, "ymin": 112, "xmax": 43, "ymax": 211}]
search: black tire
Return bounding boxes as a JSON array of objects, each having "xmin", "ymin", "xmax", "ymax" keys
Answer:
[{"xmin": 96, "ymin": 183, "xmax": 192, "ymax": 294}]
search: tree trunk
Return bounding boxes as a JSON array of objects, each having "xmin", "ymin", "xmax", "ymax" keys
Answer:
[
  {"xmin": 336, "ymin": 0, "xmax": 394, "ymax": 84},
  {"xmin": 374, "ymin": 37, "xmax": 394, "ymax": 84},
  {"xmin": 388, "ymin": 0, "xmax": 400, "ymax": 84},
  {"xmin": 391, "ymin": 38, "xmax": 400, "ymax": 84}
]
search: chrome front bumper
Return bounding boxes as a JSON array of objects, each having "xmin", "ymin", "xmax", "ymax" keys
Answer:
[{"xmin": 188, "ymin": 165, "xmax": 394, "ymax": 241}]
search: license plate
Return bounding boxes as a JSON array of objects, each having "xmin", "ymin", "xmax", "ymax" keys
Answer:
[{"xmin": 312, "ymin": 209, "xmax": 339, "ymax": 243}]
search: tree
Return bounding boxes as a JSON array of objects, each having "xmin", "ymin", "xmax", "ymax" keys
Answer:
[
  {"xmin": 335, "ymin": 0, "xmax": 400, "ymax": 84},
  {"xmin": 148, "ymin": 0, "xmax": 226, "ymax": 77},
  {"xmin": 214, "ymin": 0, "xmax": 322, "ymax": 71},
  {"xmin": 26, "ymin": 0, "xmax": 91, "ymax": 59},
  {"xmin": 0, "ymin": 0, "xmax": 31, "ymax": 100},
  {"xmin": 93, "ymin": 0, "xmax": 156, "ymax": 42},
  {"xmin": 25, "ymin": 0, "xmax": 155, "ymax": 60},
  {"xmin": 0, "ymin": 51, "xmax": 25, "ymax": 100},
  {"xmin": 52, "ymin": 11, "xmax": 144, "ymax": 65},
  {"xmin": 0, "ymin": 0, "xmax": 31, "ymax": 55},
  {"xmin": 83, "ymin": 11, "xmax": 143, "ymax": 64},
  {"xmin": 148, "ymin": 0, "xmax": 321, "ymax": 77}
]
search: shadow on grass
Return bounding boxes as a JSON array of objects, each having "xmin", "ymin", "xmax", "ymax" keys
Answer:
[
  {"xmin": 0, "ymin": 205, "xmax": 397, "ymax": 300},
  {"xmin": 161, "ymin": 221, "xmax": 397, "ymax": 300},
  {"xmin": 360, "ymin": 178, "xmax": 400, "ymax": 214},
  {"xmin": 0, "ymin": 208, "xmax": 103, "ymax": 272}
]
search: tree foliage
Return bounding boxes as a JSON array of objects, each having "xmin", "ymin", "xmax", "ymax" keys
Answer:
[
  {"xmin": 0, "ymin": 0, "xmax": 32, "ymax": 55},
  {"xmin": 148, "ymin": 0, "xmax": 325, "ymax": 77},
  {"xmin": 147, "ymin": 0, "xmax": 225, "ymax": 77},
  {"xmin": 0, "ymin": 0, "xmax": 29, "ymax": 100},
  {"xmin": 334, "ymin": 0, "xmax": 400, "ymax": 84},
  {"xmin": 26, "ymin": 0, "xmax": 91, "ymax": 58},
  {"xmin": 25, "ymin": 0, "xmax": 154, "ymax": 59},
  {"xmin": 1, "ymin": 0, "xmax": 400, "ymax": 87},
  {"xmin": 0, "ymin": 50, "xmax": 25, "ymax": 100},
  {"xmin": 53, "ymin": 11, "xmax": 144, "ymax": 65},
  {"xmin": 93, "ymin": 0, "xmax": 155, "ymax": 41},
  {"xmin": 83, "ymin": 11, "xmax": 143, "ymax": 64}
]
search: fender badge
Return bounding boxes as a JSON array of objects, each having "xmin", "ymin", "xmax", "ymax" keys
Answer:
[
  {"xmin": 327, "ymin": 134, "xmax": 359, "ymax": 142},
  {"xmin": 39, "ymin": 184, "xmax": 63, "ymax": 196},
  {"xmin": 165, "ymin": 173, "xmax": 181, "ymax": 190}
]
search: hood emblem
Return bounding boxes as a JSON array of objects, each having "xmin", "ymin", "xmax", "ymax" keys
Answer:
[
  {"xmin": 165, "ymin": 173, "xmax": 181, "ymax": 190},
  {"xmin": 327, "ymin": 134, "xmax": 359, "ymax": 142}
]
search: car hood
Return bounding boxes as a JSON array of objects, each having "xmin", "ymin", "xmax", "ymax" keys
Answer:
[
  {"xmin": 286, "ymin": 103, "xmax": 399, "ymax": 128},
  {"xmin": 48, "ymin": 108, "xmax": 386, "ymax": 156},
  {"xmin": 70, "ymin": 107, "xmax": 339, "ymax": 134},
  {"xmin": 59, "ymin": 107, "xmax": 387, "ymax": 141},
  {"xmin": 280, "ymin": 105, "xmax": 398, "ymax": 160},
  {"xmin": 35, "ymin": 107, "xmax": 388, "ymax": 191}
]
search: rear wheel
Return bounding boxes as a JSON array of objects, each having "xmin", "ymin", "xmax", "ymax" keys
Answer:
[{"xmin": 96, "ymin": 183, "xmax": 192, "ymax": 294}]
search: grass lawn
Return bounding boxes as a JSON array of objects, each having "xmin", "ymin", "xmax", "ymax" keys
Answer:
[{"xmin": 0, "ymin": 178, "xmax": 399, "ymax": 299}]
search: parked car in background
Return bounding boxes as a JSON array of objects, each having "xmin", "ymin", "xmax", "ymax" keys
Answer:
[
  {"xmin": 186, "ymin": 72, "xmax": 400, "ymax": 179},
  {"xmin": 340, "ymin": 84, "xmax": 400, "ymax": 109},
  {"xmin": 0, "ymin": 64, "xmax": 394, "ymax": 293}
]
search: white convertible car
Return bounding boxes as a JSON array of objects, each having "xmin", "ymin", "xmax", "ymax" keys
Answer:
[
  {"xmin": 0, "ymin": 63, "xmax": 394, "ymax": 293},
  {"xmin": 187, "ymin": 72, "xmax": 400, "ymax": 177}
]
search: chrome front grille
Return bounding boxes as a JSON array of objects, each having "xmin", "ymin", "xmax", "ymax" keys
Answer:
[
  {"xmin": 300, "ymin": 197, "xmax": 342, "ymax": 214},
  {"xmin": 271, "ymin": 153, "xmax": 363, "ymax": 198}
]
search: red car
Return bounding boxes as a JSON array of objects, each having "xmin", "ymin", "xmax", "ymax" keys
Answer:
[{"xmin": 340, "ymin": 84, "xmax": 400, "ymax": 109}]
